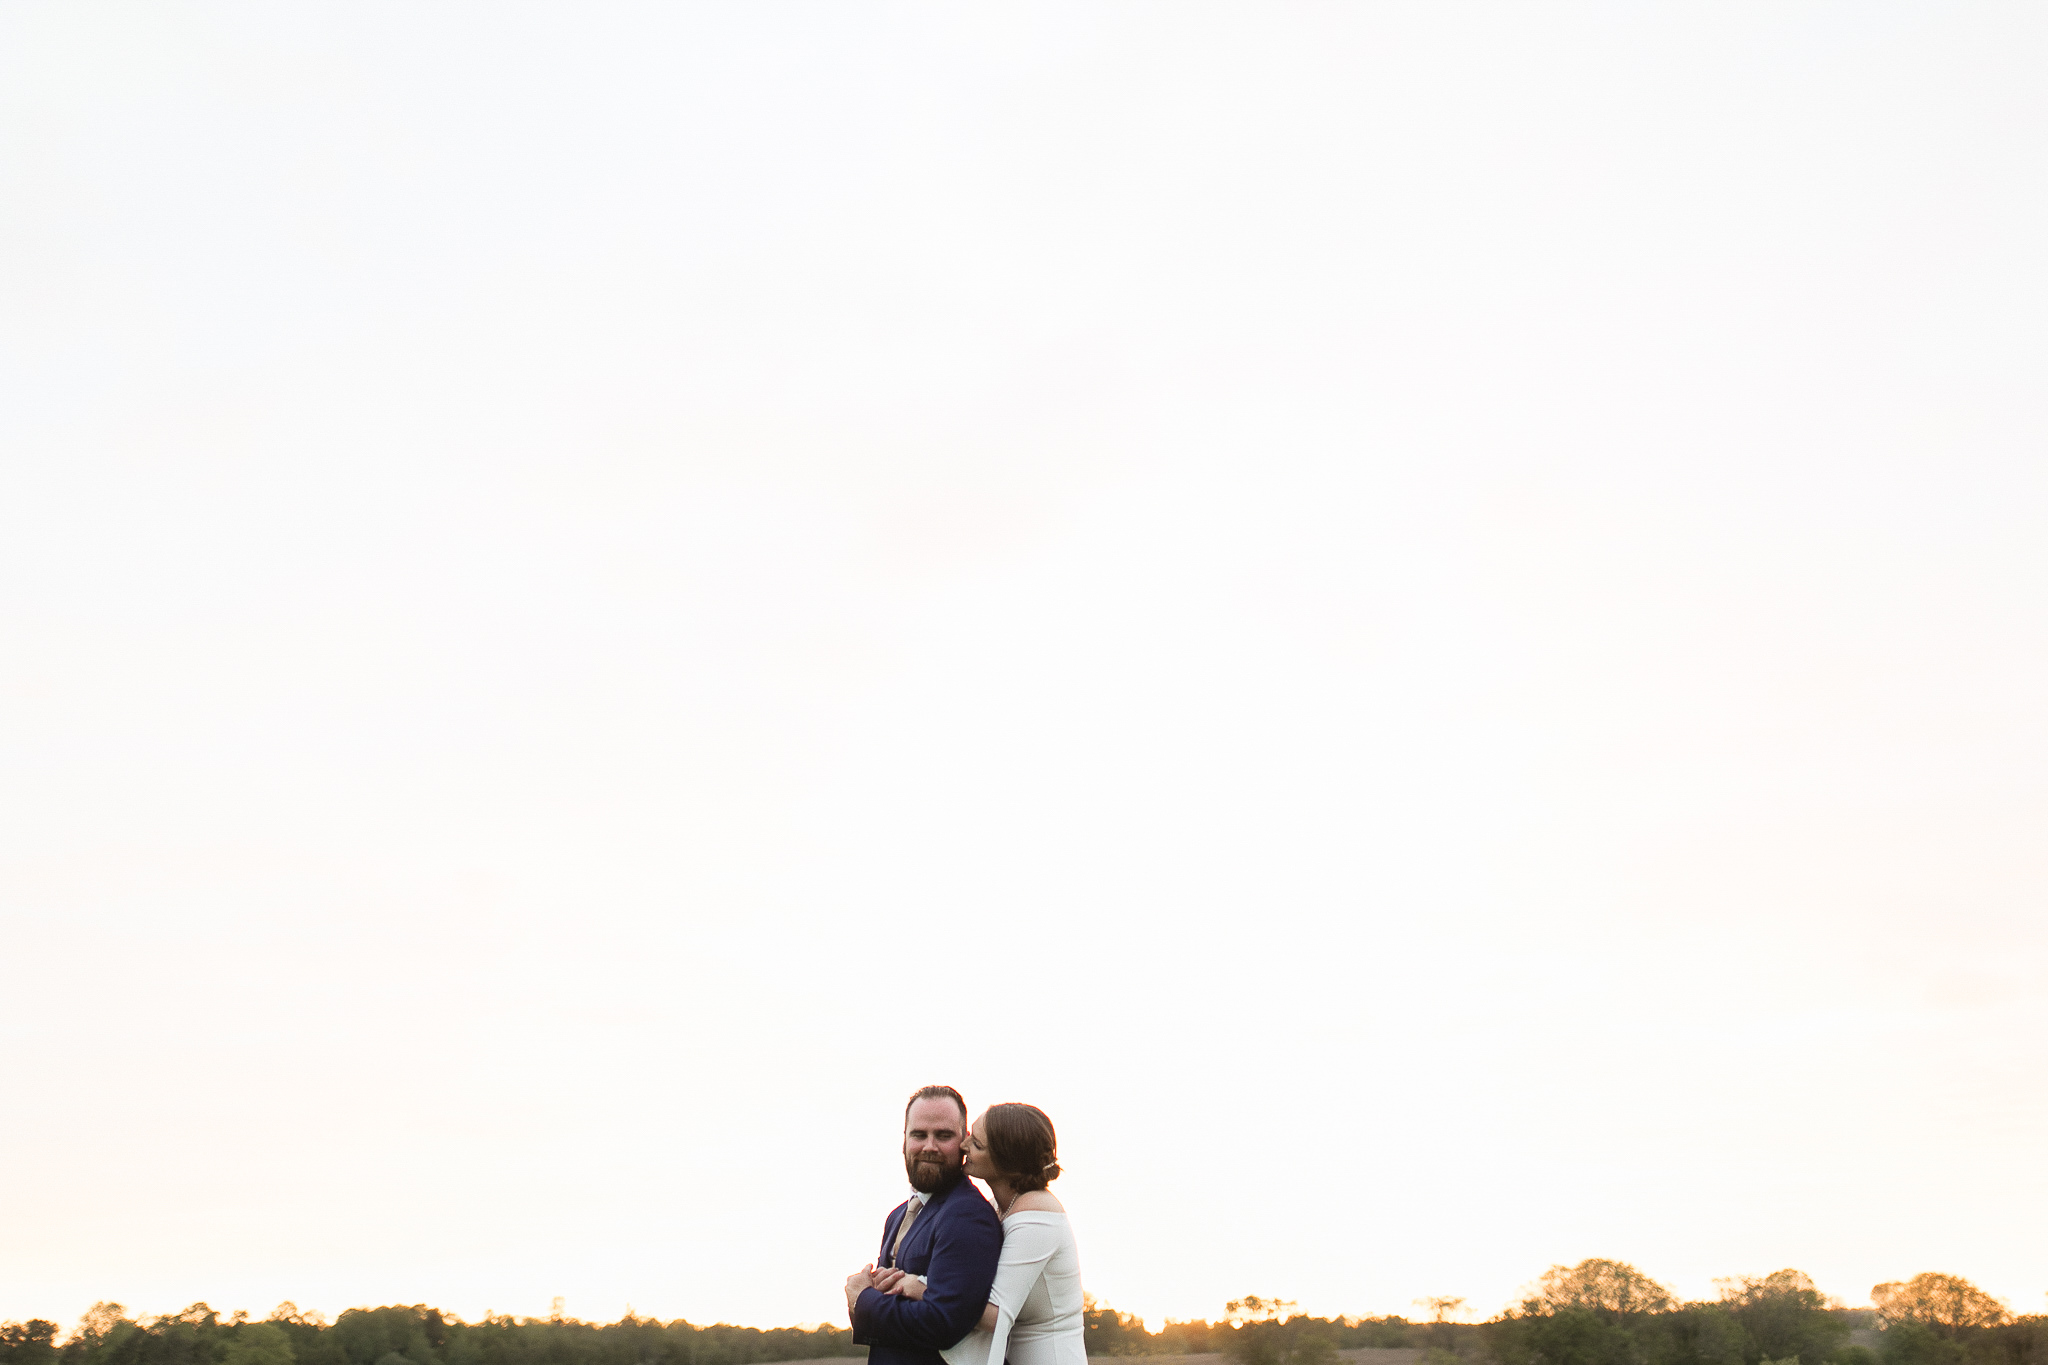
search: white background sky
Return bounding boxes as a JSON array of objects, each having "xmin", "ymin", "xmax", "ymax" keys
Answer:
[{"xmin": 4, "ymin": 0, "xmax": 2046, "ymax": 1338}]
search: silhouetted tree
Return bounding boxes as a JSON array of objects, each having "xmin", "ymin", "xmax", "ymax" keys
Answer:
[
  {"xmin": 1221, "ymin": 1299, "xmax": 1336, "ymax": 1365},
  {"xmin": 1873, "ymin": 1278, "xmax": 2009, "ymax": 1339},
  {"xmin": 1081, "ymin": 1296, "xmax": 1148, "ymax": 1358},
  {"xmin": 1491, "ymin": 1260, "xmax": 1677, "ymax": 1365},
  {"xmin": 1717, "ymin": 1270, "xmax": 1850, "ymax": 1365},
  {"xmin": 1535, "ymin": 1261, "xmax": 1679, "ymax": 1324},
  {"xmin": 1, "ymin": 1320, "xmax": 61, "ymax": 1365}
]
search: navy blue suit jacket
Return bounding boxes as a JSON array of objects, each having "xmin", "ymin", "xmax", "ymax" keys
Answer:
[{"xmin": 852, "ymin": 1175, "xmax": 1001, "ymax": 1365}]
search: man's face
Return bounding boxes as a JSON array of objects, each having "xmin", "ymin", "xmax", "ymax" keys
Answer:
[{"xmin": 902, "ymin": 1097, "xmax": 966, "ymax": 1192}]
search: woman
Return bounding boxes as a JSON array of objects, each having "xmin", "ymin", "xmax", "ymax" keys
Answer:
[{"xmin": 871, "ymin": 1102, "xmax": 1085, "ymax": 1365}]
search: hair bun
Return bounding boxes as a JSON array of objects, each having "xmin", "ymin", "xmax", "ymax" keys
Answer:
[{"xmin": 985, "ymin": 1103, "xmax": 1061, "ymax": 1191}]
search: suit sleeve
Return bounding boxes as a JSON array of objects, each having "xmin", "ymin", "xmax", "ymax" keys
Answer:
[
  {"xmin": 851, "ymin": 1206, "xmax": 906, "ymax": 1340},
  {"xmin": 853, "ymin": 1203, "xmax": 1001, "ymax": 1351}
]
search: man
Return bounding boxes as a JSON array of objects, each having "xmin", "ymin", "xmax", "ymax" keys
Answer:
[{"xmin": 846, "ymin": 1085, "xmax": 1001, "ymax": 1365}]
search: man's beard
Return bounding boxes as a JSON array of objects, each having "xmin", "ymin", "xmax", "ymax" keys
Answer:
[{"xmin": 904, "ymin": 1152, "xmax": 958, "ymax": 1193}]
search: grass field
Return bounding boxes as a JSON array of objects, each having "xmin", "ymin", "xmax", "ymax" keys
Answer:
[{"xmin": 756, "ymin": 1350, "xmax": 1429, "ymax": 1365}]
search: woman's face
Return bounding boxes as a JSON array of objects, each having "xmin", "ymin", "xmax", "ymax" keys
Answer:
[{"xmin": 963, "ymin": 1112, "xmax": 995, "ymax": 1181}]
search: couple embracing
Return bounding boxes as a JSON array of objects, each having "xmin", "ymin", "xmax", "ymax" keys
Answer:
[{"xmin": 845, "ymin": 1086, "xmax": 1084, "ymax": 1365}]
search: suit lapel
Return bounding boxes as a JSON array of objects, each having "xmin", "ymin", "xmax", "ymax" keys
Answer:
[
  {"xmin": 899, "ymin": 1193, "xmax": 934, "ymax": 1268},
  {"xmin": 897, "ymin": 1178, "xmax": 962, "ymax": 1269},
  {"xmin": 882, "ymin": 1200, "xmax": 911, "ymax": 1268},
  {"xmin": 886, "ymin": 1176, "xmax": 974, "ymax": 1269}
]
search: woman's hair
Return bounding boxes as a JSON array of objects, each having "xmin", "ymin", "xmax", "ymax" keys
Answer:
[{"xmin": 983, "ymin": 1102, "xmax": 1061, "ymax": 1191}]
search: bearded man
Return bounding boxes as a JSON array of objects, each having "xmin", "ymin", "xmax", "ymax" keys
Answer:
[{"xmin": 845, "ymin": 1085, "xmax": 1002, "ymax": 1365}]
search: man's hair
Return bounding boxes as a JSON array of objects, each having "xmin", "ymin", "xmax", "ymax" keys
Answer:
[{"xmin": 903, "ymin": 1084, "xmax": 968, "ymax": 1128}]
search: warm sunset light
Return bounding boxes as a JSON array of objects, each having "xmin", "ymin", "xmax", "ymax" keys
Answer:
[{"xmin": 2, "ymin": 5, "xmax": 2044, "ymax": 1364}]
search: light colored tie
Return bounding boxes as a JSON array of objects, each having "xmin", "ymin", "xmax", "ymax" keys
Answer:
[{"xmin": 890, "ymin": 1199, "xmax": 923, "ymax": 1264}]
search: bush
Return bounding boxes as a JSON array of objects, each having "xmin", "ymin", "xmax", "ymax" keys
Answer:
[
  {"xmin": 1881, "ymin": 1324, "xmax": 1967, "ymax": 1365},
  {"xmin": 2, "ymin": 1323, "xmax": 61, "ymax": 1365}
]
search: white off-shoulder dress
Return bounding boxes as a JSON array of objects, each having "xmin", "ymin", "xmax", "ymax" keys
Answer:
[{"xmin": 939, "ymin": 1210, "xmax": 1085, "ymax": 1365}]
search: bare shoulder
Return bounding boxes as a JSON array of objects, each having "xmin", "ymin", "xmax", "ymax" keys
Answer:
[{"xmin": 1012, "ymin": 1190, "xmax": 1064, "ymax": 1214}]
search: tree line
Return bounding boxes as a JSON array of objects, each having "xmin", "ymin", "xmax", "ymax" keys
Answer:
[
  {"xmin": 3, "ymin": 1263, "xmax": 2041, "ymax": 1365},
  {"xmin": 1086, "ymin": 1262, "xmax": 2046, "ymax": 1365},
  {"xmin": 0, "ymin": 1304, "xmax": 854, "ymax": 1365}
]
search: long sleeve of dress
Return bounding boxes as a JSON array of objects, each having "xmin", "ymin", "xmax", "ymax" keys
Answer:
[{"xmin": 982, "ymin": 1217, "xmax": 1064, "ymax": 1365}]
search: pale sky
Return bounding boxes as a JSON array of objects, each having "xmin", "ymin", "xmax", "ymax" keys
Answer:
[{"xmin": 3, "ymin": 0, "xmax": 2045, "ymax": 1338}]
